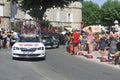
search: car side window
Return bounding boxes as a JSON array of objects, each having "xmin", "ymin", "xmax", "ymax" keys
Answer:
[{"xmin": 52, "ymin": 36, "xmax": 56, "ymax": 40}]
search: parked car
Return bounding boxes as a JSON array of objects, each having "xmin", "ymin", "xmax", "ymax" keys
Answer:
[
  {"xmin": 12, "ymin": 34, "xmax": 46, "ymax": 60},
  {"xmin": 41, "ymin": 34, "xmax": 59, "ymax": 48}
]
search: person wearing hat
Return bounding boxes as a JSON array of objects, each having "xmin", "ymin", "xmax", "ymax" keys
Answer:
[{"xmin": 108, "ymin": 27, "xmax": 119, "ymax": 63}]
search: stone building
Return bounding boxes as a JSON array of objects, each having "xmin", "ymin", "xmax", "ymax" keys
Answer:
[
  {"xmin": 0, "ymin": 0, "xmax": 82, "ymax": 31},
  {"xmin": 46, "ymin": 1, "xmax": 82, "ymax": 31},
  {"xmin": 0, "ymin": 0, "xmax": 26, "ymax": 30},
  {"xmin": 0, "ymin": 0, "xmax": 11, "ymax": 29}
]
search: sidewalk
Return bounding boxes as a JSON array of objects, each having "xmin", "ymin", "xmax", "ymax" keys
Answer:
[{"xmin": 74, "ymin": 50, "xmax": 120, "ymax": 70}]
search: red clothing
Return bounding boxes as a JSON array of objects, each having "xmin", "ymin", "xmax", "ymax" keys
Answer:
[{"xmin": 72, "ymin": 31, "xmax": 79, "ymax": 43}]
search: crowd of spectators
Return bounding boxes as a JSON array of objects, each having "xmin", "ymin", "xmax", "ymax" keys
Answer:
[
  {"xmin": 0, "ymin": 28, "xmax": 19, "ymax": 49},
  {"xmin": 65, "ymin": 27, "xmax": 120, "ymax": 65}
]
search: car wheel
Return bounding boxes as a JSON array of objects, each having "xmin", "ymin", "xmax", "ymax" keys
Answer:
[
  {"xmin": 41, "ymin": 56, "xmax": 46, "ymax": 60},
  {"xmin": 12, "ymin": 57, "xmax": 16, "ymax": 60},
  {"xmin": 51, "ymin": 44, "xmax": 54, "ymax": 49},
  {"xmin": 56, "ymin": 44, "xmax": 59, "ymax": 48}
]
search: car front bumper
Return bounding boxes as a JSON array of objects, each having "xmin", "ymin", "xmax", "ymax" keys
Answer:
[
  {"xmin": 12, "ymin": 50, "xmax": 46, "ymax": 59},
  {"xmin": 12, "ymin": 53, "xmax": 45, "ymax": 59}
]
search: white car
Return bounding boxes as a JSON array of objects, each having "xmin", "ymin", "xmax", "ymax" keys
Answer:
[{"xmin": 12, "ymin": 34, "xmax": 46, "ymax": 60}]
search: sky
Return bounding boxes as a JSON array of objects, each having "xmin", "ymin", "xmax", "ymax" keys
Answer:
[
  {"xmin": 92, "ymin": 0, "xmax": 107, "ymax": 6},
  {"xmin": 84, "ymin": 0, "xmax": 107, "ymax": 6},
  {"xmin": 86, "ymin": 0, "xmax": 120, "ymax": 7}
]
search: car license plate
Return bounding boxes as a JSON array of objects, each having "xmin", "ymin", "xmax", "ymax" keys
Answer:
[
  {"xmin": 53, "ymin": 45, "xmax": 57, "ymax": 47},
  {"xmin": 24, "ymin": 52, "xmax": 33, "ymax": 54}
]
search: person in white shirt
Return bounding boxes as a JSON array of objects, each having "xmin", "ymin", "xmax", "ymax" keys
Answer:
[{"xmin": 13, "ymin": 31, "xmax": 19, "ymax": 42}]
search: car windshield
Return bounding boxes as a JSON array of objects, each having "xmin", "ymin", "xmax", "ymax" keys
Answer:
[
  {"xmin": 19, "ymin": 37, "xmax": 40, "ymax": 42},
  {"xmin": 41, "ymin": 34, "xmax": 58, "ymax": 40},
  {"xmin": 41, "ymin": 35, "xmax": 50, "ymax": 39}
]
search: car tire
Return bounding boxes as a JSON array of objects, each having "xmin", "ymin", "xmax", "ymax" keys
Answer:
[
  {"xmin": 12, "ymin": 57, "xmax": 16, "ymax": 60},
  {"xmin": 56, "ymin": 44, "xmax": 59, "ymax": 48},
  {"xmin": 51, "ymin": 44, "xmax": 54, "ymax": 49},
  {"xmin": 42, "ymin": 56, "xmax": 46, "ymax": 60}
]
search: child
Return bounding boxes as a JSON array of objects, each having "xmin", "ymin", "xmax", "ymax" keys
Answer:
[
  {"xmin": 80, "ymin": 35, "xmax": 85, "ymax": 51},
  {"xmin": 77, "ymin": 35, "xmax": 85, "ymax": 55}
]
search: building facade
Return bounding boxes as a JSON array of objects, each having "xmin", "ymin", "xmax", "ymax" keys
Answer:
[
  {"xmin": 0, "ymin": 0, "xmax": 11, "ymax": 29},
  {"xmin": 46, "ymin": 2, "xmax": 82, "ymax": 30},
  {"xmin": 0, "ymin": 0, "xmax": 26, "ymax": 30},
  {"xmin": 0, "ymin": 1, "xmax": 82, "ymax": 31}
]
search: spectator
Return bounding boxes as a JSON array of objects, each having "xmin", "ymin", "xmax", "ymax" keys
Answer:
[
  {"xmin": 66, "ymin": 32, "xmax": 73, "ymax": 53},
  {"xmin": 99, "ymin": 31, "xmax": 107, "ymax": 60},
  {"xmin": 72, "ymin": 29, "xmax": 79, "ymax": 55},
  {"xmin": 13, "ymin": 30, "xmax": 19, "ymax": 42},
  {"xmin": 108, "ymin": 28, "xmax": 119, "ymax": 63},
  {"xmin": 86, "ymin": 27, "xmax": 94, "ymax": 58},
  {"xmin": 79, "ymin": 34, "xmax": 85, "ymax": 51},
  {"xmin": 6, "ymin": 32, "xmax": 11, "ymax": 49},
  {"xmin": 0, "ymin": 30, "xmax": 2, "ymax": 49},
  {"xmin": 113, "ymin": 42, "xmax": 120, "ymax": 65},
  {"xmin": 1, "ymin": 31, "xmax": 7, "ymax": 48},
  {"xmin": 95, "ymin": 32, "xmax": 100, "ymax": 50},
  {"xmin": 78, "ymin": 33, "xmax": 82, "ymax": 50}
]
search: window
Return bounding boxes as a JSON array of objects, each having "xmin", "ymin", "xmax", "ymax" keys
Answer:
[
  {"xmin": 56, "ymin": 11, "xmax": 60, "ymax": 21},
  {"xmin": 52, "ymin": 36, "xmax": 56, "ymax": 40},
  {"xmin": 66, "ymin": 13, "xmax": 73, "ymax": 22},
  {"xmin": 0, "ymin": 5, "xmax": 3, "ymax": 16}
]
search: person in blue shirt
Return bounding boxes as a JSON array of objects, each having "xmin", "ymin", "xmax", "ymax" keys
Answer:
[{"xmin": 80, "ymin": 35, "xmax": 85, "ymax": 51}]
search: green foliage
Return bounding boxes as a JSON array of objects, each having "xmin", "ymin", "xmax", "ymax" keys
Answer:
[
  {"xmin": 82, "ymin": 0, "xmax": 120, "ymax": 27},
  {"xmin": 57, "ymin": 27, "xmax": 62, "ymax": 33},
  {"xmin": 40, "ymin": 20, "xmax": 51, "ymax": 29},
  {"xmin": 101, "ymin": 0, "xmax": 120, "ymax": 26},
  {"xmin": 82, "ymin": 1, "xmax": 101, "ymax": 26},
  {"xmin": 11, "ymin": 25, "xmax": 19, "ymax": 31}
]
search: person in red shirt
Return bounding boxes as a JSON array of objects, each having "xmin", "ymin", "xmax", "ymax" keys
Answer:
[{"xmin": 72, "ymin": 29, "xmax": 80, "ymax": 55}]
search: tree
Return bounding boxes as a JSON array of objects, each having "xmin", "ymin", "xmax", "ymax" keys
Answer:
[
  {"xmin": 8, "ymin": 0, "xmax": 83, "ymax": 21},
  {"xmin": 101, "ymin": 0, "xmax": 120, "ymax": 26},
  {"xmin": 82, "ymin": 1, "xmax": 100, "ymax": 26}
]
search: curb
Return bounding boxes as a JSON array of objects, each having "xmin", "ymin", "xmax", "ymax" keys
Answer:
[{"xmin": 74, "ymin": 51, "xmax": 120, "ymax": 70}]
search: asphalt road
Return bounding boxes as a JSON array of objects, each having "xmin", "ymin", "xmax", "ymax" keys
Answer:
[
  {"xmin": 0, "ymin": 49, "xmax": 47, "ymax": 80},
  {"xmin": 0, "ymin": 46, "xmax": 120, "ymax": 80}
]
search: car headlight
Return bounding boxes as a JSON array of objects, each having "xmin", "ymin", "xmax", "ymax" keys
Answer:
[
  {"xmin": 42, "ymin": 40, "xmax": 46, "ymax": 43},
  {"xmin": 38, "ymin": 47, "xmax": 44, "ymax": 50},
  {"xmin": 13, "ymin": 47, "xmax": 20, "ymax": 50}
]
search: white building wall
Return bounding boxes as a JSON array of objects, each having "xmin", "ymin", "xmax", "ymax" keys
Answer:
[
  {"xmin": 0, "ymin": 1, "xmax": 82, "ymax": 30},
  {"xmin": 0, "ymin": 0, "xmax": 26, "ymax": 29},
  {"xmin": 45, "ymin": 1, "xmax": 82, "ymax": 30},
  {"xmin": 0, "ymin": 0, "xmax": 11, "ymax": 29}
]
